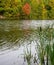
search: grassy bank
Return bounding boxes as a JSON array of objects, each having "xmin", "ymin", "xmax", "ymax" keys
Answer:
[{"xmin": 0, "ymin": 0, "xmax": 54, "ymax": 19}]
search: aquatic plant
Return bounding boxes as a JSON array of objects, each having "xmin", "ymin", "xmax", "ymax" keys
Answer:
[
  {"xmin": 35, "ymin": 26, "xmax": 54, "ymax": 65},
  {"xmin": 46, "ymin": 43, "xmax": 54, "ymax": 65},
  {"xmin": 24, "ymin": 44, "xmax": 33, "ymax": 65}
]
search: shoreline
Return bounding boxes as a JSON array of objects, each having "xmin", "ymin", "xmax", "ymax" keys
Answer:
[{"xmin": 0, "ymin": 15, "xmax": 54, "ymax": 20}]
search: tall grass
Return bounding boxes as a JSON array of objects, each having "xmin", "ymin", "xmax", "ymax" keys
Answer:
[
  {"xmin": 36, "ymin": 26, "xmax": 54, "ymax": 65},
  {"xmin": 24, "ymin": 44, "xmax": 33, "ymax": 65}
]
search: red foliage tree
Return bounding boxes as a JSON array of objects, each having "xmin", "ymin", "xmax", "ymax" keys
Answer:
[{"xmin": 22, "ymin": 3, "xmax": 31, "ymax": 15}]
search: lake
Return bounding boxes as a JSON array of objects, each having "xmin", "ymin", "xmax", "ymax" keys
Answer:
[{"xmin": 0, "ymin": 20, "xmax": 54, "ymax": 65}]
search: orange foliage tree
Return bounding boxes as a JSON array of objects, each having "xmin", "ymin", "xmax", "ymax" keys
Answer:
[{"xmin": 22, "ymin": 3, "xmax": 31, "ymax": 15}]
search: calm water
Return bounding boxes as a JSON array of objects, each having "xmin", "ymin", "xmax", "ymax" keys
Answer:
[{"xmin": 0, "ymin": 20, "xmax": 54, "ymax": 65}]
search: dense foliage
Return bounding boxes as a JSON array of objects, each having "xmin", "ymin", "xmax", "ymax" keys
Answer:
[{"xmin": 0, "ymin": 0, "xmax": 54, "ymax": 19}]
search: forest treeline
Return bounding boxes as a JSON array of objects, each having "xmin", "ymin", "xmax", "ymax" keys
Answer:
[{"xmin": 0, "ymin": 0, "xmax": 54, "ymax": 19}]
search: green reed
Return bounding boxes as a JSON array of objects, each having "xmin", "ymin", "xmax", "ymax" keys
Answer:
[
  {"xmin": 24, "ymin": 44, "xmax": 33, "ymax": 65},
  {"xmin": 36, "ymin": 26, "xmax": 54, "ymax": 65}
]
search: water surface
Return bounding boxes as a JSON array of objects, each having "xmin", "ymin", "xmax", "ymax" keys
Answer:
[{"xmin": 0, "ymin": 20, "xmax": 54, "ymax": 65}]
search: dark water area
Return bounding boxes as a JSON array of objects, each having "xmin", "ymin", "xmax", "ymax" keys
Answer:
[{"xmin": 0, "ymin": 20, "xmax": 54, "ymax": 65}]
